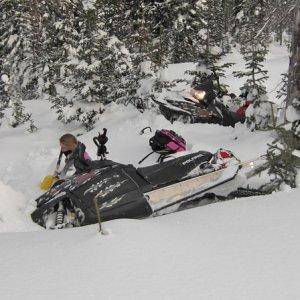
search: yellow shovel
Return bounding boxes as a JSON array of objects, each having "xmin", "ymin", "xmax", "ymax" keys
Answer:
[
  {"xmin": 40, "ymin": 175, "xmax": 59, "ymax": 190},
  {"xmin": 40, "ymin": 152, "xmax": 63, "ymax": 190}
]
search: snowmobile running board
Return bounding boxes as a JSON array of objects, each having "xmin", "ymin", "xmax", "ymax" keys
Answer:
[
  {"xmin": 146, "ymin": 164, "xmax": 240, "ymax": 212},
  {"xmin": 146, "ymin": 155, "xmax": 266, "ymax": 213}
]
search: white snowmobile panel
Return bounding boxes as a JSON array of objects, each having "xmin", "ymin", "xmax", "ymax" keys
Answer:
[{"xmin": 146, "ymin": 164, "xmax": 240, "ymax": 212}]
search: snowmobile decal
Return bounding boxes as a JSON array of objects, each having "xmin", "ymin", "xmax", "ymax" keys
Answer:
[
  {"xmin": 94, "ymin": 179, "xmax": 128, "ymax": 199},
  {"xmin": 182, "ymin": 153, "xmax": 207, "ymax": 166},
  {"xmin": 41, "ymin": 190, "xmax": 67, "ymax": 207},
  {"xmin": 83, "ymin": 174, "xmax": 120, "ymax": 195},
  {"xmin": 74, "ymin": 169, "xmax": 103, "ymax": 186},
  {"xmin": 99, "ymin": 195, "xmax": 125, "ymax": 210}
]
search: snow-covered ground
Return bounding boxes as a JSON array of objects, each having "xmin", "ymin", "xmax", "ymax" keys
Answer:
[
  {"xmin": 0, "ymin": 101, "xmax": 274, "ymax": 233},
  {"xmin": 1, "ymin": 189, "xmax": 300, "ymax": 299},
  {"xmin": 1, "ymin": 43, "xmax": 299, "ymax": 299}
]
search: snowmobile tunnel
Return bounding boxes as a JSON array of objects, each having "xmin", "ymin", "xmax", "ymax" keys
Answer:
[{"xmin": 137, "ymin": 151, "xmax": 213, "ymax": 187}]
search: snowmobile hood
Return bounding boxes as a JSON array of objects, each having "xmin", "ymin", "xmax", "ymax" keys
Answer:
[{"xmin": 36, "ymin": 164, "xmax": 122, "ymax": 208}]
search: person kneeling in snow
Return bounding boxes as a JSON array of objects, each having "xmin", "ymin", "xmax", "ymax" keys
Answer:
[
  {"xmin": 51, "ymin": 134, "xmax": 92, "ymax": 228},
  {"xmin": 58, "ymin": 133, "xmax": 92, "ymax": 178}
]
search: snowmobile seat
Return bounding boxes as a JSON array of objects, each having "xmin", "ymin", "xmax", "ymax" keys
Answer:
[
  {"xmin": 90, "ymin": 159, "xmax": 121, "ymax": 169},
  {"xmin": 137, "ymin": 151, "xmax": 213, "ymax": 187}
]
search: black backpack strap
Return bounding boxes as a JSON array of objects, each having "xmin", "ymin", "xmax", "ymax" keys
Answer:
[
  {"xmin": 138, "ymin": 151, "xmax": 155, "ymax": 164},
  {"xmin": 157, "ymin": 152, "xmax": 175, "ymax": 163}
]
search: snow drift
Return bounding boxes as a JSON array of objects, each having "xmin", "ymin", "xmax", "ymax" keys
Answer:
[
  {"xmin": 1, "ymin": 188, "xmax": 300, "ymax": 299},
  {"xmin": 0, "ymin": 181, "xmax": 35, "ymax": 232}
]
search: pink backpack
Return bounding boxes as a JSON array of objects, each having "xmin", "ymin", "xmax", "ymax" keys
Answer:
[{"xmin": 139, "ymin": 129, "xmax": 186, "ymax": 164}]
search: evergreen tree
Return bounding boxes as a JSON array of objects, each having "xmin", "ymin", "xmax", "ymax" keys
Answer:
[
  {"xmin": 233, "ymin": 0, "xmax": 272, "ymax": 130},
  {"xmin": 10, "ymin": 96, "xmax": 31, "ymax": 128},
  {"xmin": 285, "ymin": 0, "xmax": 300, "ymax": 140},
  {"xmin": 268, "ymin": 0, "xmax": 296, "ymax": 45},
  {"xmin": 0, "ymin": 0, "xmax": 44, "ymax": 129},
  {"xmin": 267, "ymin": 126, "xmax": 299, "ymax": 189},
  {"xmin": 276, "ymin": 73, "xmax": 289, "ymax": 103},
  {"xmin": 42, "ymin": 0, "xmax": 80, "ymax": 123},
  {"xmin": 206, "ymin": 0, "xmax": 230, "ymax": 53},
  {"xmin": 48, "ymin": 1, "xmax": 132, "ymax": 130},
  {"xmin": 221, "ymin": 0, "xmax": 237, "ymax": 36},
  {"xmin": 146, "ymin": 1, "xmax": 174, "ymax": 92},
  {"xmin": 4, "ymin": 74, "xmax": 37, "ymax": 130},
  {"xmin": 119, "ymin": 1, "xmax": 153, "ymax": 108},
  {"xmin": 0, "ymin": 0, "xmax": 44, "ymax": 102},
  {"xmin": 98, "ymin": 1, "xmax": 149, "ymax": 109},
  {"xmin": 169, "ymin": 0, "xmax": 205, "ymax": 63},
  {"xmin": 0, "ymin": 74, "xmax": 10, "ymax": 126},
  {"xmin": 189, "ymin": 0, "xmax": 234, "ymax": 91},
  {"xmin": 266, "ymin": 2, "xmax": 300, "ymax": 190}
]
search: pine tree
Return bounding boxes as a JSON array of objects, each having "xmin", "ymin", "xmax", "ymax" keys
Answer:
[
  {"xmin": 169, "ymin": 0, "xmax": 205, "ymax": 63},
  {"xmin": 4, "ymin": 75, "xmax": 37, "ymax": 130},
  {"xmin": 285, "ymin": 0, "xmax": 300, "ymax": 140},
  {"xmin": 222, "ymin": 0, "xmax": 237, "ymax": 36},
  {"xmin": 0, "ymin": 0, "xmax": 45, "ymax": 129},
  {"xmin": 188, "ymin": 0, "xmax": 234, "ymax": 91},
  {"xmin": 47, "ymin": 1, "xmax": 133, "ymax": 130},
  {"xmin": 0, "ymin": 74, "xmax": 10, "ymax": 126},
  {"xmin": 267, "ymin": 127, "xmax": 299, "ymax": 189},
  {"xmin": 0, "ymin": 11, "xmax": 9, "ymax": 126},
  {"xmin": 276, "ymin": 73, "xmax": 289, "ymax": 103},
  {"xmin": 98, "ymin": 1, "xmax": 149, "ymax": 109},
  {"xmin": 269, "ymin": 0, "xmax": 296, "ymax": 45},
  {"xmin": 235, "ymin": 43, "xmax": 273, "ymax": 130},
  {"xmin": 0, "ymin": 0, "xmax": 44, "ymax": 102},
  {"xmin": 10, "ymin": 94, "xmax": 30, "ymax": 128},
  {"xmin": 266, "ymin": 2, "xmax": 300, "ymax": 190},
  {"xmin": 119, "ymin": 2, "xmax": 154, "ymax": 108},
  {"xmin": 233, "ymin": 0, "xmax": 272, "ymax": 130},
  {"xmin": 147, "ymin": 1, "xmax": 173, "ymax": 92},
  {"xmin": 42, "ymin": 0, "xmax": 80, "ymax": 123}
]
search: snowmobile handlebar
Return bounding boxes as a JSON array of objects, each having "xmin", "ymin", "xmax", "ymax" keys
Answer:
[
  {"xmin": 140, "ymin": 126, "xmax": 152, "ymax": 135},
  {"xmin": 93, "ymin": 128, "xmax": 108, "ymax": 146},
  {"xmin": 93, "ymin": 128, "xmax": 108, "ymax": 159}
]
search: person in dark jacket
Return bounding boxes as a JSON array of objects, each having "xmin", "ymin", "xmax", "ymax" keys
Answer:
[
  {"xmin": 59, "ymin": 134, "xmax": 92, "ymax": 175},
  {"xmin": 51, "ymin": 134, "xmax": 92, "ymax": 228}
]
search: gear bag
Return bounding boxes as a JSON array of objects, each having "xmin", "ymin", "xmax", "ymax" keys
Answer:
[{"xmin": 139, "ymin": 129, "xmax": 186, "ymax": 164}]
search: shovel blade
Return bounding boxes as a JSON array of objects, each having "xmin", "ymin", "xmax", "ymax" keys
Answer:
[{"xmin": 40, "ymin": 175, "xmax": 57, "ymax": 190}]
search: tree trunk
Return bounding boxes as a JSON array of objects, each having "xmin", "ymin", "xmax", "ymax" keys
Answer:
[{"xmin": 286, "ymin": 1, "xmax": 300, "ymax": 114}]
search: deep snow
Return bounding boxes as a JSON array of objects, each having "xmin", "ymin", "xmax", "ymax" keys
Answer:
[
  {"xmin": 1, "ymin": 43, "xmax": 299, "ymax": 299},
  {"xmin": 1, "ymin": 189, "xmax": 300, "ymax": 299},
  {"xmin": 0, "ymin": 100, "xmax": 274, "ymax": 233}
]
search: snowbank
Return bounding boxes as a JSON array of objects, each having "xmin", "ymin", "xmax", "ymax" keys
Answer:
[
  {"xmin": 0, "ymin": 181, "xmax": 36, "ymax": 232},
  {"xmin": 1, "ymin": 188, "xmax": 299, "ymax": 299}
]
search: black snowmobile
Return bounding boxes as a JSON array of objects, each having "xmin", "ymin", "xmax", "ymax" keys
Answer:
[
  {"xmin": 31, "ymin": 150, "xmax": 265, "ymax": 229},
  {"xmin": 155, "ymin": 80, "xmax": 249, "ymax": 126}
]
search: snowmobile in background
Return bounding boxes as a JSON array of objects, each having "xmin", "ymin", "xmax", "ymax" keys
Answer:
[
  {"xmin": 31, "ymin": 149, "xmax": 268, "ymax": 229},
  {"xmin": 155, "ymin": 80, "xmax": 251, "ymax": 126}
]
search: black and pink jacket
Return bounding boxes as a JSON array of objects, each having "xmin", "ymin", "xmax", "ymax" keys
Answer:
[{"xmin": 68, "ymin": 142, "xmax": 92, "ymax": 174}]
